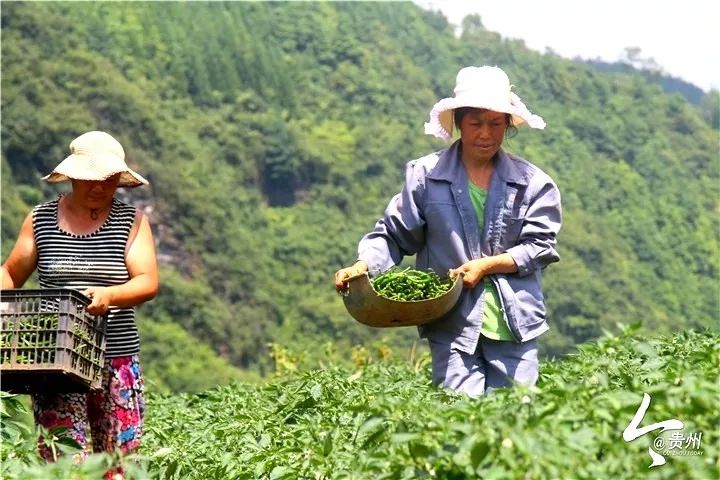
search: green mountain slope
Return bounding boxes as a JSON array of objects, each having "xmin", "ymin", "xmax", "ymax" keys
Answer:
[{"xmin": 1, "ymin": 3, "xmax": 718, "ymax": 389}]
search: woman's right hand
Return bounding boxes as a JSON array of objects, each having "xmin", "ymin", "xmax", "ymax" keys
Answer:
[{"xmin": 334, "ymin": 261, "xmax": 369, "ymax": 293}]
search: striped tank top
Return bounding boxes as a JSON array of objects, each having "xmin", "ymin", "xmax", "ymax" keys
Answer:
[{"xmin": 33, "ymin": 197, "xmax": 140, "ymax": 358}]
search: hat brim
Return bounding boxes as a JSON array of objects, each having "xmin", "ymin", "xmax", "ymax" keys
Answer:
[
  {"xmin": 424, "ymin": 94, "xmax": 546, "ymax": 141},
  {"xmin": 41, "ymin": 153, "xmax": 149, "ymax": 188},
  {"xmin": 42, "ymin": 171, "xmax": 148, "ymax": 188}
]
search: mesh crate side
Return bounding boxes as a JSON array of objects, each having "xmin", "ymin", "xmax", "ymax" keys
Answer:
[{"xmin": 0, "ymin": 289, "xmax": 107, "ymax": 393}]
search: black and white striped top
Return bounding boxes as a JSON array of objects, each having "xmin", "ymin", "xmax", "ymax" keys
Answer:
[{"xmin": 33, "ymin": 197, "xmax": 140, "ymax": 358}]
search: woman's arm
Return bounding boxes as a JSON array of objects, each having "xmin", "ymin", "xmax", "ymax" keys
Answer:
[
  {"xmin": 504, "ymin": 178, "xmax": 562, "ymax": 277},
  {"xmin": 84, "ymin": 211, "xmax": 159, "ymax": 314},
  {"xmin": 451, "ymin": 176, "xmax": 562, "ymax": 288},
  {"xmin": 335, "ymin": 160, "xmax": 428, "ymax": 292},
  {"xmin": 1, "ymin": 213, "xmax": 38, "ymax": 289},
  {"xmin": 357, "ymin": 159, "xmax": 427, "ymax": 273}
]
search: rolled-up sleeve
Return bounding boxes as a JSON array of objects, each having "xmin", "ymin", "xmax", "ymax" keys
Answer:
[
  {"xmin": 358, "ymin": 161, "xmax": 427, "ymax": 274},
  {"xmin": 505, "ymin": 178, "xmax": 562, "ymax": 277}
]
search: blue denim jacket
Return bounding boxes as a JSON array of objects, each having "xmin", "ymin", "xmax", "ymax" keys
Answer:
[{"xmin": 357, "ymin": 141, "xmax": 562, "ymax": 353}]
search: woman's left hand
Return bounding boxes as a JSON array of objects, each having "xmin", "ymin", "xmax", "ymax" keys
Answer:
[
  {"xmin": 83, "ymin": 287, "xmax": 113, "ymax": 315},
  {"xmin": 449, "ymin": 259, "xmax": 488, "ymax": 288},
  {"xmin": 450, "ymin": 253, "xmax": 519, "ymax": 289}
]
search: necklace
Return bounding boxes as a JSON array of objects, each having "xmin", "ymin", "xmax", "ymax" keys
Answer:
[{"xmin": 62, "ymin": 195, "xmax": 110, "ymax": 221}]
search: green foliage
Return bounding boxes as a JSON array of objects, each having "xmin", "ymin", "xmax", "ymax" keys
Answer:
[
  {"xmin": 138, "ymin": 318, "xmax": 257, "ymax": 394},
  {"xmin": 699, "ymin": 90, "xmax": 720, "ymax": 129},
  {"xmin": 1, "ymin": 157, "xmax": 30, "ymax": 260},
  {"xmin": 141, "ymin": 328, "xmax": 720, "ymax": 479},
  {"xmin": 6, "ymin": 329, "xmax": 715, "ymax": 478},
  {"xmin": 0, "ymin": 393, "xmax": 148, "ymax": 479},
  {"xmin": 1, "ymin": 1, "xmax": 718, "ymax": 388}
]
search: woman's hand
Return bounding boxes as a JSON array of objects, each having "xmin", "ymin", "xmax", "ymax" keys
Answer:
[
  {"xmin": 450, "ymin": 259, "xmax": 488, "ymax": 288},
  {"xmin": 83, "ymin": 287, "xmax": 113, "ymax": 315},
  {"xmin": 450, "ymin": 254, "xmax": 519, "ymax": 288},
  {"xmin": 334, "ymin": 261, "xmax": 369, "ymax": 293}
]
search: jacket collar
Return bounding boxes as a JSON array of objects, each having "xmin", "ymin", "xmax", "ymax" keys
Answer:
[{"xmin": 426, "ymin": 141, "xmax": 529, "ymax": 186}]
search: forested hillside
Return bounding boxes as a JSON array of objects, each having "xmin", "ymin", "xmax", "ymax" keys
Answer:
[{"xmin": 1, "ymin": 2, "xmax": 718, "ymax": 391}]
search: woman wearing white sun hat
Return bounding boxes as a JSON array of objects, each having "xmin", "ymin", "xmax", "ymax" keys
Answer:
[
  {"xmin": 335, "ymin": 66, "xmax": 562, "ymax": 397},
  {"xmin": 1, "ymin": 131, "xmax": 158, "ymax": 464}
]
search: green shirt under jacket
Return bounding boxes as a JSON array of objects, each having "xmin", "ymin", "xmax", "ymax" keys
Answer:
[{"xmin": 468, "ymin": 182, "xmax": 514, "ymax": 341}]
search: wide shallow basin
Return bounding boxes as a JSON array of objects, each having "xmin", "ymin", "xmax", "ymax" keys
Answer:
[{"xmin": 342, "ymin": 272, "xmax": 463, "ymax": 328}]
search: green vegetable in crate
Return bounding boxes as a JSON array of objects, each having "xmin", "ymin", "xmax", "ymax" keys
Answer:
[
  {"xmin": 371, "ymin": 267, "xmax": 453, "ymax": 301},
  {"xmin": 72, "ymin": 326, "xmax": 94, "ymax": 357},
  {"xmin": 38, "ymin": 313, "xmax": 60, "ymax": 330}
]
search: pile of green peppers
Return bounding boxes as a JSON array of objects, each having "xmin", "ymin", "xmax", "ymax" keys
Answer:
[{"xmin": 371, "ymin": 267, "xmax": 453, "ymax": 301}]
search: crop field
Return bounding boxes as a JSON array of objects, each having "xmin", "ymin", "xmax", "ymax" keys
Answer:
[{"xmin": 1, "ymin": 327, "xmax": 718, "ymax": 479}]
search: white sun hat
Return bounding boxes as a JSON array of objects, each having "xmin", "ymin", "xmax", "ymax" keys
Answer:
[
  {"xmin": 42, "ymin": 131, "xmax": 149, "ymax": 187},
  {"xmin": 424, "ymin": 66, "xmax": 546, "ymax": 141}
]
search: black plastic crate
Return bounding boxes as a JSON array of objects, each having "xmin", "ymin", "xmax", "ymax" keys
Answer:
[{"xmin": 0, "ymin": 289, "xmax": 107, "ymax": 394}]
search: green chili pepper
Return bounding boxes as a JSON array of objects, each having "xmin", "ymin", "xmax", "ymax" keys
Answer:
[{"xmin": 371, "ymin": 267, "xmax": 453, "ymax": 301}]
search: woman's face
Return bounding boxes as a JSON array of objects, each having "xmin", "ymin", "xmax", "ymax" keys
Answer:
[
  {"xmin": 71, "ymin": 174, "xmax": 121, "ymax": 209},
  {"xmin": 458, "ymin": 109, "xmax": 507, "ymax": 164}
]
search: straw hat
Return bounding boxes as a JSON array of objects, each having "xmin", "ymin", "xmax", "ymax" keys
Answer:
[
  {"xmin": 424, "ymin": 66, "xmax": 546, "ymax": 141},
  {"xmin": 42, "ymin": 131, "xmax": 148, "ymax": 187}
]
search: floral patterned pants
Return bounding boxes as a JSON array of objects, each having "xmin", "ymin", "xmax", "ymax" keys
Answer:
[{"xmin": 32, "ymin": 355, "xmax": 145, "ymax": 460}]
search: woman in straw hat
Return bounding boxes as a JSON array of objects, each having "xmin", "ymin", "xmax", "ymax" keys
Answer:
[
  {"xmin": 335, "ymin": 66, "xmax": 562, "ymax": 397},
  {"xmin": 1, "ymin": 131, "xmax": 158, "ymax": 464}
]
